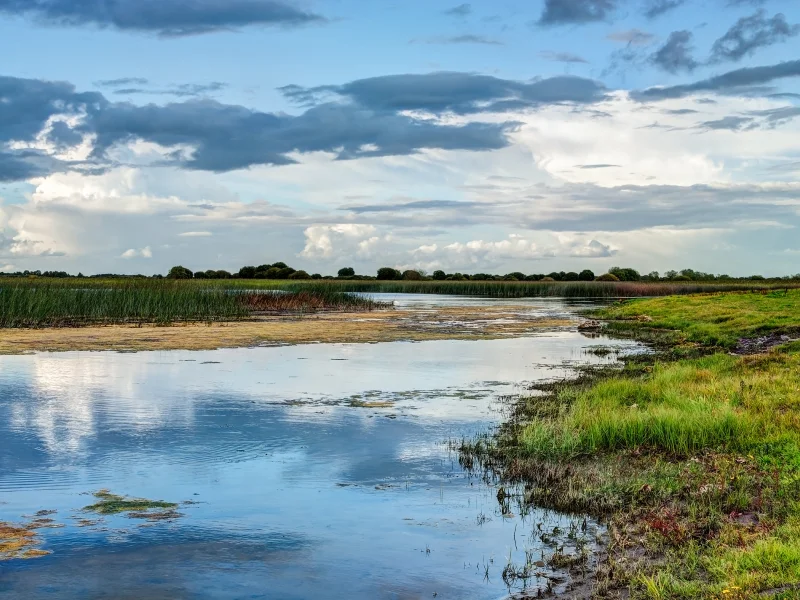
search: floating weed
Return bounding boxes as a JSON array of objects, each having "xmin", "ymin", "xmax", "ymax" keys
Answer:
[
  {"xmin": 83, "ymin": 490, "xmax": 179, "ymax": 517},
  {"xmin": 0, "ymin": 521, "xmax": 52, "ymax": 560}
]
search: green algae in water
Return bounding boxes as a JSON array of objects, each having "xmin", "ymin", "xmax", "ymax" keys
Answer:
[{"xmin": 83, "ymin": 490, "xmax": 178, "ymax": 516}]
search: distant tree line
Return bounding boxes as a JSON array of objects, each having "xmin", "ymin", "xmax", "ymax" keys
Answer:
[{"xmin": 2, "ymin": 264, "xmax": 799, "ymax": 283}]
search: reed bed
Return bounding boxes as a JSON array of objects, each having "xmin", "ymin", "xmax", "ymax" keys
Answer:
[
  {"xmin": 206, "ymin": 279, "xmax": 797, "ymax": 298},
  {"xmin": 0, "ymin": 281, "xmax": 386, "ymax": 328}
]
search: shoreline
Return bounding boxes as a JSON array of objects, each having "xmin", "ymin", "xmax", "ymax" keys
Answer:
[
  {"xmin": 469, "ymin": 290, "xmax": 800, "ymax": 599},
  {"xmin": 0, "ymin": 305, "xmax": 575, "ymax": 354}
]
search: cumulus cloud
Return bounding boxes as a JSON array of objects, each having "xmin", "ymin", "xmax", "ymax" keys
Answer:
[
  {"xmin": 0, "ymin": 73, "xmax": 519, "ymax": 182},
  {"xmin": 710, "ymin": 10, "xmax": 799, "ymax": 64},
  {"xmin": 538, "ymin": 0, "xmax": 618, "ymax": 26},
  {"xmin": 121, "ymin": 246, "xmax": 153, "ymax": 259},
  {"xmin": 0, "ymin": 0, "xmax": 325, "ymax": 37},
  {"xmin": 300, "ymin": 224, "xmax": 383, "ymax": 260},
  {"xmin": 650, "ymin": 31, "xmax": 699, "ymax": 74}
]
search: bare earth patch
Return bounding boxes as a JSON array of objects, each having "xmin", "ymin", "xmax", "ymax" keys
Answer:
[{"xmin": 0, "ymin": 306, "xmax": 574, "ymax": 354}]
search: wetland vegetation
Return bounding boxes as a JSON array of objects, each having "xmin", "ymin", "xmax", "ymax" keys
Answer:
[{"xmin": 464, "ymin": 290, "xmax": 800, "ymax": 598}]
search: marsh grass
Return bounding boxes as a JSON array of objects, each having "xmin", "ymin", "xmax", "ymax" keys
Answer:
[
  {"xmin": 0, "ymin": 281, "xmax": 388, "ymax": 327},
  {"xmin": 466, "ymin": 290, "xmax": 800, "ymax": 598}
]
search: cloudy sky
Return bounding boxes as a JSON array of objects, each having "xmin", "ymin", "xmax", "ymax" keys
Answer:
[{"xmin": 1, "ymin": 0, "xmax": 800, "ymax": 276}]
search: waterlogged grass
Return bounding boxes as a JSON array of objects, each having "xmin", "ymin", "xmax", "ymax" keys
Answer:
[
  {"xmin": 83, "ymin": 490, "xmax": 178, "ymax": 515},
  {"xmin": 209, "ymin": 278, "xmax": 797, "ymax": 299},
  {"xmin": 598, "ymin": 289, "xmax": 800, "ymax": 349},
  {"xmin": 478, "ymin": 290, "xmax": 800, "ymax": 598},
  {"xmin": 0, "ymin": 281, "xmax": 387, "ymax": 327}
]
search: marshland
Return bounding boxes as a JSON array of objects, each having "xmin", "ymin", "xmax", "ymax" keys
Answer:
[{"xmin": 1, "ymin": 277, "xmax": 798, "ymax": 599}]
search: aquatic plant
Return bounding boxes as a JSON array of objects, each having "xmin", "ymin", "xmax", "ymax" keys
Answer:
[{"xmin": 83, "ymin": 490, "xmax": 178, "ymax": 515}]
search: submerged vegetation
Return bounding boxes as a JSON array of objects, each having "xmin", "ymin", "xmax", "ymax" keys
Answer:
[
  {"xmin": 0, "ymin": 280, "xmax": 389, "ymax": 328},
  {"xmin": 465, "ymin": 290, "xmax": 800, "ymax": 598}
]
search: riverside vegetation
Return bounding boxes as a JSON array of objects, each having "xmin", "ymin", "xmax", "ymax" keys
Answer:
[{"xmin": 464, "ymin": 290, "xmax": 800, "ymax": 599}]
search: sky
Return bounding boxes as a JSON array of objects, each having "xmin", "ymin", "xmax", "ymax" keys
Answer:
[{"xmin": 1, "ymin": 0, "xmax": 800, "ymax": 277}]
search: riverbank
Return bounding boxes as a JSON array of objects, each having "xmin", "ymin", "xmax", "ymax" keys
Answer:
[
  {"xmin": 473, "ymin": 290, "xmax": 800, "ymax": 599},
  {"xmin": 0, "ymin": 305, "xmax": 573, "ymax": 354}
]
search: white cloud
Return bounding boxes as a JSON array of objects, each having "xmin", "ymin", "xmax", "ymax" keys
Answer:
[
  {"xmin": 121, "ymin": 246, "xmax": 152, "ymax": 259},
  {"xmin": 300, "ymin": 224, "xmax": 383, "ymax": 260},
  {"xmin": 178, "ymin": 231, "xmax": 213, "ymax": 237}
]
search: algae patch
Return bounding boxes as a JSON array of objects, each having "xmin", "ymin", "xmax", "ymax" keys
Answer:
[
  {"xmin": 84, "ymin": 490, "xmax": 181, "ymax": 519},
  {"xmin": 0, "ymin": 521, "xmax": 52, "ymax": 560}
]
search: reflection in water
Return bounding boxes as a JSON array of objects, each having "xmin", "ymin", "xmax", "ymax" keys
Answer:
[{"xmin": 0, "ymin": 301, "xmax": 638, "ymax": 599}]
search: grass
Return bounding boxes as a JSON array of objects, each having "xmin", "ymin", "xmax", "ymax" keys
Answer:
[
  {"xmin": 0, "ymin": 280, "xmax": 388, "ymax": 327},
  {"xmin": 597, "ymin": 289, "xmax": 800, "ymax": 349},
  {"xmin": 470, "ymin": 290, "xmax": 800, "ymax": 598},
  {"xmin": 201, "ymin": 278, "xmax": 800, "ymax": 299}
]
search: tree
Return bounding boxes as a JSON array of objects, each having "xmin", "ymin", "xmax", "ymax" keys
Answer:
[
  {"xmin": 288, "ymin": 270, "xmax": 311, "ymax": 279},
  {"xmin": 337, "ymin": 267, "xmax": 355, "ymax": 277},
  {"xmin": 578, "ymin": 269, "xmax": 595, "ymax": 281},
  {"xmin": 167, "ymin": 266, "xmax": 193, "ymax": 279},
  {"xmin": 402, "ymin": 270, "xmax": 423, "ymax": 280},
  {"xmin": 547, "ymin": 272, "xmax": 563, "ymax": 281},
  {"xmin": 193, "ymin": 271, "xmax": 208, "ymax": 279},
  {"xmin": 271, "ymin": 262, "xmax": 288, "ymax": 269},
  {"xmin": 238, "ymin": 266, "xmax": 257, "ymax": 279},
  {"xmin": 377, "ymin": 267, "xmax": 401, "ymax": 280},
  {"xmin": 563, "ymin": 271, "xmax": 579, "ymax": 281},
  {"xmin": 596, "ymin": 273, "xmax": 620, "ymax": 281},
  {"xmin": 505, "ymin": 272, "xmax": 525, "ymax": 281},
  {"xmin": 608, "ymin": 266, "xmax": 641, "ymax": 281},
  {"xmin": 432, "ymin": 270, "xmax": 446, "ymax": 280}
]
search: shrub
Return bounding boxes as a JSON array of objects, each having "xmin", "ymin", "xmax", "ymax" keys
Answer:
[
  {"xmin": 271, "ymin": 262, "xmax": 288, "ymax": 269},
  {"xmin": 540, "ymin": 276, "xmax": 556, "ymax": 282},
  {"xmin": 673, "ymin": 275, "xmax": 692, "ymax": 281},
  {"xmin": 432, "ymin": 270, "xmax": 446, "ymax": 280},
  {"xmin": 564, "ymin": 271, "xmax": 580, "ymax": 281},
  {"xmin": 311, "ymin": 273, "xmax": 323, "ymax": 279},
  {"xmin": 167, "ymin": 266, "xmax": 193, "ymax": 279},
  {"xmin": 337, "ymin": 267, "xmax": 355, "ymax": 277},
  {"xmin": 288, "ymin": 270, "xmax": 311, "ymax": 280},
  {"xmin": 596, "ymin": 273, "xmax": 620, "ymax": 281},
  {"xmin": 547, "ymin": 272, "xmax": 563, "ymax": 281},
  {"xmin": 578, "ymin": 269, "xmax": 595, "ymax": 281},
  {"xmin": 608, "ymin": 266, "xmax": 641, "ymax": 281},
  {"xmin": 193, "ymin": 271, "xmax": 208, "ymax": 279}
]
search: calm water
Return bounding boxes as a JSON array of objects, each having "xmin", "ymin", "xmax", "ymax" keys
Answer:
[{"xmin": 0, "ymin": 298, "xmax": 638, "ymax": 599}]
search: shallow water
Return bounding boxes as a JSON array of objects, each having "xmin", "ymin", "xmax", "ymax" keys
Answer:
[{"xmin": 0, "ymin": 298, "xmax": 639, "ymax": 599}]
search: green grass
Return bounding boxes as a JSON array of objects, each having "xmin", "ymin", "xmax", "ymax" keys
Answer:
[
  {"xmin": 0, "ymin": 280, "xmax": 387, "ymax": 327},
  {"xmin": 598, "ymin": 290, "xmax": 800, "ymax": 349},
  {"xmin": 482, "ymin": 290, "xmax": 800, "ymax": 598},
  {"xmin": 206, "ymin": 278, "xmax": 798, "ymax": 299}
]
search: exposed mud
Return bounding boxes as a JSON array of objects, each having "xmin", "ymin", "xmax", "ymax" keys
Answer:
[{"xmin": 0, "ymin": 306, "xmax": 574, "ymax": 354}]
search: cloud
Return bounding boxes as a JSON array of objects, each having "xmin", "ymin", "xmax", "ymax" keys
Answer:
[
  {"xmin": 444, "ymin": 3, "xmax": 472, "ymax": 17},
  {"xmin": 0, "ymin": 73, "xmax": 520, "ymax": 182},
  {"xmin": 95, "ymin": 78, "xmax": 150, "ymax": 87},
  {"xmin": 111, "ymin": 82, "xmax": 228, "ymax": 97},
  {"xmin": 282, "ymin": 72, "xmax": 607, "ymax": 115},
  {"xmin": 698, "ymin": 116, "xmax": 755, "ymax": 131},
  {"xmin": 0, "ymin": 0, "xmax": 325, "ymax": 37},
  {"xmin": 636, "ymin": 59, "xmax": 800, "ymax": 100},
  {"xmin": 415, "ymin": 35, "xmax": 503, "ymax": 46},
  {"xmin": 607, "ymin": 28, "xmax": 656, "ymax": 46},
  {"xmin": 178, "ymin": 231, "xmax": 213, "ymax": 237},
  {"xmin": 539, "ymin": 51, "xmax": 589, "ymax": 63},
  {"xmin": 650, "ymin": 30, "xmax": 699, "ymax": 74},
  {"xmin": 340, "ymin": 199, "xmax": 482, "ymax": 214},
  {"xmin": 710, "ymin": 10, "xmax": 799, "ymax": 64},
  {"xmin": 121, "ymin": 246, "xmax": 152, "ymax": 259},
  {"xmin": 300, "ymin": 224, "xmax": 382, "ymax": 260},
  {"xmin": 577, "ymin": 163, "xmax": 621, "ymax": 169},
  {"xmin": 643, "ymin": 0, "xmax": 686, "ymax": 19},
  {"xmin": 538, "ymin": 0, "xmax": 618, "ymax": 26}
]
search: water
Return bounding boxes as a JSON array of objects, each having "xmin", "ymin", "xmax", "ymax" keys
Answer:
[{"xmin": 0, "ymin": 298, "xmax": 639, "ymax": 599}]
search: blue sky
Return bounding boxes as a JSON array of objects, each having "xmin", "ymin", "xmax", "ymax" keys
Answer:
[{"xmin": 1, "ymin": 0, "xmax": 800, "ymax": 276}]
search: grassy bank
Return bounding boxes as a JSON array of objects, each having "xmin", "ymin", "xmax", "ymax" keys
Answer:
[
  {"xmin": 0, "ymin": 281, "xmax": 387, "ymax": 327},
  {"xmin": 473, "ymin": 291, "xmax": 800, "ymax": 599}
]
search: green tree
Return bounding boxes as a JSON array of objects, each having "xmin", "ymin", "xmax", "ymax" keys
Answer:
[
  {"xmin": 238, "ymin": 266, "xmax": 257, "ymax": 279},
  {"xmin": 608, "ymin": 266, "xmax": 641, "ymax": 281},
  {"xmin": 402, "ymin": 270, "xmax": 423, "ymax": 280},
  {"xmin": 377, "ymin": 267, "xmax": 401, "ymax": 280},
  {"xmin": 578, "ymin": 269, "xmax": 595, "ymax": 281},
  {"xmin": 337, "ymin": 267, "xmax": 355, "ymax": 277},
  {"xmin": 167, "ymin": 266, "xmax": 193, "ymax": 279},
  {"xmin": 563, "ymin": 271, "xmax": 579, "ymax": 281},
  {"xmin": 288, "ymin": 270, "xmax": 311, "ymax": 279},
  {"xmin": 432, "ymin": 270, "xmax": 446, "ymax": 280}
]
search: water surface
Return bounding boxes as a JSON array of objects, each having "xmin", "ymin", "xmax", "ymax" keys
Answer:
[{"xmin": 0, "ymin": 298, "xmax": 638, "ymax": 599}]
